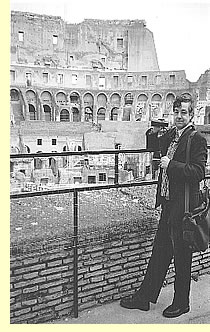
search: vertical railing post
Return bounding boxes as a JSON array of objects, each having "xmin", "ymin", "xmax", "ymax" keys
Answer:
[
  {"xmin": 114, "ymin": 152, "xmax": 119, "ymax": 184},
  {"xmin": 73, "ymin": 190, "xmax": 78, "ymax": 318}
]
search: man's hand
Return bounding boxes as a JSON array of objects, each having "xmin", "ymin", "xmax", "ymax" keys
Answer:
[
  {"xmin": 160, "ymin": 156, "xmax": 170, "ymax": 169},
  {"xmin": 150, "ymin": 126, "xmax": 161, "ymax": 133}
]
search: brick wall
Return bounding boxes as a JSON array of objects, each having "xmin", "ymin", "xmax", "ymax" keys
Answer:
[{"xmin": 10, "ymin": 225, "xmax": 210, "ymax": 324}]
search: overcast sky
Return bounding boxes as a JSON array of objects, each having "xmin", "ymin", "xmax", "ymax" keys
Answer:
[{"xmin": 10, "ymin": 0, "xmax": 210, "ymax": 82}]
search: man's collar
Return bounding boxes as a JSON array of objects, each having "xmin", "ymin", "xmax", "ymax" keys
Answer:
[{"xmin": 177, "ymin": 122, "xmax": 193, "ymax": 137}]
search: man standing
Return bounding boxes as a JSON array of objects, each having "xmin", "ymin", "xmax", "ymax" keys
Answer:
[{"xmin": 120, "ymin": 94, "xmax": 207, "ymax": 318}]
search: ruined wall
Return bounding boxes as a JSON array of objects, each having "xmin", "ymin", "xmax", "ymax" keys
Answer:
[
  {"xmin": 128, "ymin": 24, "xmax": 159, "ymax": 72},
  {"xmin": 11, "ymin": 11, "xmax": 159, "ymax": 71}
]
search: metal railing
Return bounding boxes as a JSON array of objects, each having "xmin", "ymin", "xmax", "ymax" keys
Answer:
[{"xmin": 10, "ymin": 147, "xmax": 210, "ymax": 318}]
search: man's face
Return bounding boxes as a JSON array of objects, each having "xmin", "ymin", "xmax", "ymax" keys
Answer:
[{"xmin": 173, "ymin": 102, "xmax": 192, "ymax": 130}]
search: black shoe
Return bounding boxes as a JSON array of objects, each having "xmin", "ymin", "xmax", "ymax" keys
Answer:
[
  {"xmin": 120, "ymin": 295, "xmax": 150, "ymax": 311},
  {"xmin": 163, "ymin": 303, "xmax": 190, "ymax": 318}
]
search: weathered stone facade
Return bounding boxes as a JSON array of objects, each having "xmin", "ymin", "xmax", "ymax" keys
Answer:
[
  {"xmin": 11, "ymin": 12, "xmax": 159, "ymax": 72},
  {"xmin": 10, "ymin": 11, "xmax": 210, "ymax": 152},
  {"xmin": 10, "ymin": 10, "xmax": 210, "ymax": 188}
]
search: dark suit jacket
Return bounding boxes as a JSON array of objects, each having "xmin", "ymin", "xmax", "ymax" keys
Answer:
[{"xmin": 151, "ymin": 125, "xmax": 207, "ymax": 226}]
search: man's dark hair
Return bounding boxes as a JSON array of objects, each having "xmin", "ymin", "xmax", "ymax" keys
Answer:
[{"xmin": 173, "ymin": 94, "xmax": 194, "ymax": 114}]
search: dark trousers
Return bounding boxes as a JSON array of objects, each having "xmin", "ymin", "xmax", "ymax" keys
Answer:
[{"xmin": 136, "ymin": 202, "xmax": 192, "ymax": 307}]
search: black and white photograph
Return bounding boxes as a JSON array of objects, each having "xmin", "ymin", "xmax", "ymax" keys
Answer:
[{"xmin": 9, "ymin": 0, "xmax": 210, "ymax": 324}]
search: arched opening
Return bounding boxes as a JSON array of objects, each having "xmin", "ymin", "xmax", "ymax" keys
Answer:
[
  {"xmin": 151, "ymin": 94, "xmax": 162, "ymax": 102},
  {"xmin": 136, "ymin": 94, "xmax": 148, "ymax": 120},
  {"xmin": 26, "ymin": 90, "xmax": 36, "ymax": 104},
  {"xmin": 110, "ymin": 108, "xmax": 118, "ymax": 121},
  {"xmin": 72, "ymin": 107, "xmax": 81, "ymax": 122},
  {"xmin": 97, "ymin": 93, "xmax": 107, "ymax": 108},
  {"xmin": 164, "ymin": 93, "xmax": 175, "ymax": 119},
  {"xmin": 10, "ymin": 89, "xmax": 19, "ymax": 101},
  {"xmin": 29, "ymin": 104, "xmax": 36, "ymax": 120},
  {"xmin": 166, "ymin": 93, "xmax": 175, "ymax": 102},
  {"xmin": 60, "ymin": 109, "xmax": 70, "ymax": 122},
  {"xmin": 137, "ymin": 94, "xmax": 148, "ymax": 102},
  {"xmin": 70, "ymin": 92, "xmax": 80, "ymax": 104},
  {"xmin": 56, "ymin": 92, "xmax": 67, "ymax": 105},
  {"xmin": 85, "ymin": 107, "xmax": 93, "ymax": 122},
  {"xmin": 97, "ymin": 108, "xmax": 106, "ymax": 121},
  {"xmin": 83, "ymin": 93, "xmax": 94, "ymax": 109},
  {"xmin": 124, "ymin": 93, "xmax": 134, "ymax": 105},
  {"xmin": 41, "ymin": 91, "xmax": 52, "ymax": 104},
  {"xmin": 43, "ymin": 105, "xmax": 51, "ymax": 121},
  {"xmin": 151, "ymin": 94, "xmax": 162, "ymax": 119},
  {"xmin": 208, "ymin": 113, "xmax": 210, "ymax": 124},
  {"xmin": 110, "ymin": 93, "xmax": 121, "ymax": 106}
]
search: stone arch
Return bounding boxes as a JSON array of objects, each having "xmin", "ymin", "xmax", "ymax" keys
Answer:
[
  {"xmin": 70, "ymin": 91, "xmax": 81, "ymax": 104},
  {"xmin": 26, "ymin": 89, "xmax": 36, "ymax": 104},
  {"xmin": 83, "ymin": 92, "xmax": 94, "ymax": 108},
  {"xmin": 29, "ymin": 104, "xmax": 36, "ymax": 120},
  {"xmin": 151, "ymin": 93, "xmax": 162, "ymax": 119},
  {"xmin": 181, "ymin": 92, "xmax": 192, "ymax": 98},
  {"xmin": 124, "ymin": 93, "xmax": 134, "ymax": 105},
  {"xmin": 60, "ymin": 109, "xmax": 70, "ymax": 122},
  {"xmin": 40, "ymin": 91, "xmax": 52, "ymax": 104},
  {"xmin": 151, "ymin": 93, "xmax": 162, "ymax": 102},
  {"xmin": 164, "ymin": 93, "xmax": 176, "ymax": 118},
  {"xmin": 97, "ymin": 107, "xmax": 106, "ymax": 121},
  {"xmin": 83, "ymin": 93, "xmax": 94, "ymax": 122},
  {"xmin": 166, "ymin": 92, "xmax": 176, "ymax": 101},
  {"xmin": 110, "ymin": 107, "xmax": 119, "ymax": 121},
  {"xmin": 10, "ymin": 88, "xmax": 20, "ymax": 101},
  {"xmin": 97, "ymin": 93, "xmax": 107, "ymax": 108},
  {"xmin": 56, "ymin": 91, "xmax": 67, "ymax": 105},
  {"xmin": 72, "ymin": 107, "xmax": 81, "ymax": 122},
  {"xmin": 136, "ymin": 93, "xmax": 148, "ymax": 120},
  {"xmin": 137, "ymin": 93, "xmax": 148, "ymax": 102},
  {"xmin": 110, "ymin": 93, "xmax": 121, "ymax": 106},
  {"xmin": 43, "ymin": 104, "xmax": 51, "ymax": 121}
]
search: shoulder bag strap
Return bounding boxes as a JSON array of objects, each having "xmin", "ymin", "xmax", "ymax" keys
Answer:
[{"xmin": 184, "ymin": 131, "xmax": 197, "ymax": 214}]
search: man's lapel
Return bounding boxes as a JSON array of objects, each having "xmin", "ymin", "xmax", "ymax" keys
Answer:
[{"xmin": 173, "ymin": 126, "xmax": 194, "ymax": 159}]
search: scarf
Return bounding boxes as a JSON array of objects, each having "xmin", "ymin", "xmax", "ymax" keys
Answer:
[{"xmin": 160, "ymin": 128, "xmax": 180, "ymax": 200}]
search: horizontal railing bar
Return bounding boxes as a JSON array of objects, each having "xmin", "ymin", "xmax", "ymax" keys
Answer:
[
  {"xmin": 10, "ymin": 175, "xmax": 210, "ymax": 199},
  {"xmin": 10, "ymin": 179, "xmax": 158, "ymax": 199},
  {"xmin": 10, "ymin": 149, "xmax": 150, "ymax": 159},
  {"xmin": 10, "ymin": 146, "xmax": 210, "ymax": 159}
]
